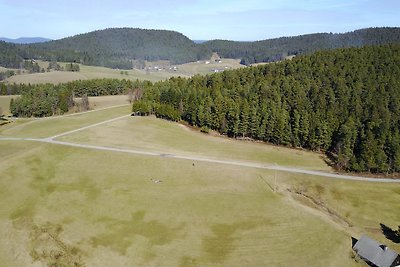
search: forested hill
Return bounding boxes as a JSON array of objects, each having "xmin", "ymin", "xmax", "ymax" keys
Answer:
[
  {"xmin": 1, "ymin": 27, "xmax": 400, "ymax": 70},
  {"xmin": 0, "ymin": 37, "xmax": 51, "ymax": 44},
  {"xmin": 21, "ymin": 28, "xmax": 211, "ymax": 68},
  {"xmin": 0, "ymin": 41, "xmax": 23, "ymax": 68},
  {"xmin": 135, "ymin": 43, "xmax": 400, "ymax": 174},
  {"xmin": 202, "ymin": 27, "xmax": 400, "ymax": 64}
]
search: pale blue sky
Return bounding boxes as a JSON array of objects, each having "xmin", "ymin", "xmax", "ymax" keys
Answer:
[{"xmin": 1, "ymin": 0, "xmax": 399, "ymax": 41}]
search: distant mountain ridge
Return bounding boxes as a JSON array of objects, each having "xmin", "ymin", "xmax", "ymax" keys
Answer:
[
  {"xmin": 201, "ymin": 27, "xmax": 400, "ymax": 64},
  {"xmin": 0, "ymin": 37, "xmax": 51, "ymax": 44},
  {"xmin": 0, "ymin": 27, "xmax": 400, "ymax": 69}
]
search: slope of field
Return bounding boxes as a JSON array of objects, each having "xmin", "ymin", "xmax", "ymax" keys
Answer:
[
  {"xmin": 0, "ymin": 95, "xmax": 19, "ymax": 116},
  {"xmin": 5, "ymin": 58, "xmax": 244, "ymax": 84},
  {"xmin": 177, "ymin": 58, "xmax": 243, "ymax": 76},
  {"xmin": 0, "ymin": 105, "xmax": 131, "ymax": 138},
  {"xmin": 57, "ymin": 116, "xmax": 330, "ymax": 171},
  {"xmin": 0, "ymin": 139, "xmax": 360, "ymax": 267},
  {"xmin": 1, "ymin": 102, "xmax": 399, "ymax": 266},
  {"xmin": 5, "ymin": 66, "xmax": 182, "ymax": 84},
  {"xmin": 6, "ymin": 71, "xmax": 87, "ymax": 84},
  {"xmin": 83, "ymin": 95, "xmax": 131, "ymax": 110}
]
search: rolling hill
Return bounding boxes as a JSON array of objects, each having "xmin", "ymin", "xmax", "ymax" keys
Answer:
[
  {"xmin": 202, "ymin": 27, "xmax": 400, "ymax": 64},
  {"xmin": 1, "ymin": 27, "xmax": 400, "ymax": 70},
  {"xmin": 0, "ymin": 37, "xmax": 51, "ymax": 44},
  {"xmin": 0, "ymin": 41, "xmax": 23, "ymax": 68},
  {"xmin": 22, "ymin": 28, "xmax": 211, "ymax": 69}
]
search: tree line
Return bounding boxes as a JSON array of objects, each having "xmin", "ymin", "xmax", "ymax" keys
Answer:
[
  {"xmin": 133, "ymin": 43, "xmax": 400, "ymax": 174},
  {"xmin": 7, "ymin": 78, "xmax": 150, "ymax": 117}
]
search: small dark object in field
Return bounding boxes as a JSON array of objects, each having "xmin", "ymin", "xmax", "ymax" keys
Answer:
[{"xmin": 150, "ymin": 178, "xmax": 162, "ymax": 184}]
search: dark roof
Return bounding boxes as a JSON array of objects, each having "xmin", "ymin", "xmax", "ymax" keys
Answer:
[{"xmin": 353, "ymin": 235, "xmax": 399, "ymax": 267}]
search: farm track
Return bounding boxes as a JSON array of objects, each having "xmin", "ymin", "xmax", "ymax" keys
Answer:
[{"xmin": 1, "ymin": 111, "xmax": 400, "ymax": 183}]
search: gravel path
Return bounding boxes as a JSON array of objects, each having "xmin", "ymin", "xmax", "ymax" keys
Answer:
[
  {"xmin": 1, "ymin": 136, "xmax": 399, "ymax": 183},
  {"xmin": 1, "ymin": 110, "xmax": 399, "ymax": 183}
]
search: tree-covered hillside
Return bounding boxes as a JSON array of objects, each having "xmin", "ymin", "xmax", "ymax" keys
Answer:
[
  {"xmin": 21, "ymin": 28, "xmax": 211, "ymax": 68},
  {"xmin": 1, "ymin": 27, "xmax": 400, "ymax": 70},
  {"xmin": 0, "ymin": 41, "xmax": 23, "ymax": 68},
  {"xmin": 202, "ymin": 27, "xmax": 400, "ymax": 65},
  {"xmin": 134, "ymin": 43, "xmax": 400, "ymax": 174}
]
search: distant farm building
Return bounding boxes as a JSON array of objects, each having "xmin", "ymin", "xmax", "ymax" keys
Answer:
[{"xmin": 352, "ymin": 235, "xmax": 400, "ymax": 267}]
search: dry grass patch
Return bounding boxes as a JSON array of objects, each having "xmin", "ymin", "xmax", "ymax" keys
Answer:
[
  {"xmin": 275, "ymin": 171, "xmax": 400, "ymax": 253},
  {"xmin": 75, "ymin": 95, "xmax": 131, "ymax": 110},
  {"xmin": 5, "ymin": 57, "xmax": 245, "ymax": 85},
  {"xmin": 6, "ymin": 71, "xmax": 87, "ymax": 84},
  {"xmin": 0, "ymin": 141, "xmax": 359, "ymax": 266},
  {"xmin": 0, "ymin": 105, "xmax": 130, "ymax": 138},
  {"xmin": 58, "ymin": 116, "xmax": 331, "ymax": 171},
  {"xmin": 0, "ymin": 95, "xmax": 19, "ymax": 116}
]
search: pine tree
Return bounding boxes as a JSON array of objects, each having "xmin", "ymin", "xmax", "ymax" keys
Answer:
[{"xmin": 239, "ymin": 100, "xmax": 250, "ymax": 138}]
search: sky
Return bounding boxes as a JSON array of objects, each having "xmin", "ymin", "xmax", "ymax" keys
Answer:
[{"xmin": 0, "ymin": 0, "xmax": 399, "ymax": 41}]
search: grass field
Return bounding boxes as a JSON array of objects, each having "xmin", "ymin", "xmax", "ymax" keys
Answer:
[
  {"xmin": 77, "ymin": 95, "xmax": 131, "ymax": 110},
  {"xmin": 0, "ymin": 105, "xmax": 130, "ymax": 138},
  {"xmin": 0, "ymin": 95, "xmax": 19, "ymax": 116},
  {"xmin": 57, "ymin": 116, "xmax": 331, "ymax": 171},
  {"xmin": 0, "ymin": 141, "xmax": 358, "ymax": 267},
  {"xmin": 1, "ymin": 100, "xmax": 399, "ymax": 266},
  {"xmin": 6, "ymin": 71, "xmax": 88, "ymax": 84},
  {"xmin": 5, "ymin": 58, "xmax": 244, "ymax": 84},
  {"xmin": 5, "ymin": 63, "xmax": 185, "ymax": 84}
]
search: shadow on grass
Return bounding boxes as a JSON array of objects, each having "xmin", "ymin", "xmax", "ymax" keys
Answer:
[
  {"xmin": 91, "ymin": 210, "xmax": 184, "ymax": 255},
  {"xmin": 380, "ymin": 223, "xmax": 400, "ymax": 244},
  {"xmin": 351, "ymin": 236, "xmax": 358, "ymax": 248}
]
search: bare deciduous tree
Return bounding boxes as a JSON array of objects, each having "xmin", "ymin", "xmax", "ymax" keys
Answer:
[
  {"xmin": 127, "ymin": 88, "xmax": 134, "ymax": 103},
  {"xmin": 133, "ymin": 88, "xmax": 143, "ymax": 101},
  {"xmin": 82, "ymin": 94, "xmax": 89, "ymax": 111},
  {"xmin": 128, "ymin": 88, "xmax": 143, "ymax": 103}
]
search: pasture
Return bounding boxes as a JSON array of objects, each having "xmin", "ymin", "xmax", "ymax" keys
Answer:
[
  {"xmin": 75, "ymin": 95, "xmax": 131, "ymax": 110},
  {"xmin": 0, "ymin": 99, "xmax": 399, "ymax": 266},
  {"xmin": 5, "ymin": 57, "xmax": 244, "ymax": 84},
  {"xmin": 57, "ymin": 116, "xmax": 331, "ymax": 171}
]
